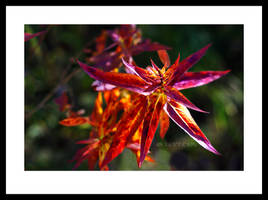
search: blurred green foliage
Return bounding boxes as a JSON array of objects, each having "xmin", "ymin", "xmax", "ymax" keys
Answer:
[{"xmin": 25, "ymin": 25, "xmax": 243, "ymax": 170}]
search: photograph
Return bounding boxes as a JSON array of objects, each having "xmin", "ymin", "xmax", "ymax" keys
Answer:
[{"xmin": 24, "ymin": 24, "xmax": 243, "ymax": 171}]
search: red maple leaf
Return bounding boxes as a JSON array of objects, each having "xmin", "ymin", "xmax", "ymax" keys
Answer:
[{"xmin": 78, "ymin": 44, "xmax": 230, "ymax": 168}]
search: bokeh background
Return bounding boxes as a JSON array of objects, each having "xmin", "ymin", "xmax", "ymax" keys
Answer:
[{"xmin": 25, "ymin": 25, "xmax": 243, "ymax": 170}]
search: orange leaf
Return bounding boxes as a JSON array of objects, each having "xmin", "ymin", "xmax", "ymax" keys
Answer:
[
  {"xmin": 100, "ymin": 95, "xmax": 148, "ymax": 168},
  {"xmin": 164, "ymin": 52, "xmax": 180, "ymax": 82},
  {"xmin": 89, "ymin": 92, "xmax": 103, "ymax": 127},
  {"xmin": 157, "ymin": 50, "xmax": 170, "ymax": 69},
  {"xmin": 139, "ymin": 95, "xmax": 165, "ymax": 167},
  {"xmin": 131, "ymin": 149, "xmax": 155, "ymax": 166},
  {"xmin": 103, "ymin": 88, "xmax": 120, "ymax": 105},
  {"xmin": 159, "ymin": 109, "xmax": 170, "ymax": 139},
  {"xmin": 59, "ymin": 117, "xmax": 88, "ymax": 127}
]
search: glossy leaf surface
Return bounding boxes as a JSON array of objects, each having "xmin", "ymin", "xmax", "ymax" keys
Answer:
[
  {"xmin": 78, "ymin": 60, "xmax": 148, "ymax": 94},
  {"xmin": 164, "ymin": 101, "xmax": 220, "ymax": 155},
  {"xmin": 139, "ymin": 95, "xmax": 165, "ymax": 167},
  {"xmin": 77, "ymin": 43, "xmax": 230, "ymax": 168},
  {"xmin": 172, "ymin": 70, "xmax": 231, "ymax": 90},
  {"xmin": 168, "ymin": 44, "xmax": 211, "ymax": 85},
  {"xmin": 100, "ymin": 96, "xmax": 148, "ymax": 168}
]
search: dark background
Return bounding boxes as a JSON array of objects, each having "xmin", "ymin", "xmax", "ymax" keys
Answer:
[{"xmin": 25, "ymin": 24, "xmax": 243, "ymax": 170}]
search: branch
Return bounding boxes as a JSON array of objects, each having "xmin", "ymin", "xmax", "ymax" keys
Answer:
[
  {"xmin": 25, "ymin": 39, "xmax": 95, "ymax": 121},
  {"xmin": 25, "ymin": 68, "xmax": 81, "ymax": 121}
]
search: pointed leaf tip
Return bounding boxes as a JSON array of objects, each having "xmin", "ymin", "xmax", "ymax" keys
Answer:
[
  {"xmin": 157, "ymin": 50, "xmax": 170, "ymax": 67},
  {"xmin": 206, "ymin": 43, "xmax": 212, "ymax": 48},
  {"xmin": 164, "ymin": 102, "xmax": 220, "ymax": 155},
  {"xmin": 172, "ymin": 70, "xmax": 231, "ymax": 91},
  {"xmin": 205, "ymin": 142, "xmax": 221, "ymax": 155},
  {"xmin": 224, "ymin": 69, "xmax": 231, "ymax": 74},
  {"xmin": 167, "ymin": 44, "xmax": 213, "ymax": 85}
]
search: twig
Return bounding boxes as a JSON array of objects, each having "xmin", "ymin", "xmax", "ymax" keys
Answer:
[
  {"xmin": 25, "ymin": 38, "xmax": 95, "ymax": 121},
  {"xmin": 25, "ymin": 68, "xmax": 81, "ymax": 120}
]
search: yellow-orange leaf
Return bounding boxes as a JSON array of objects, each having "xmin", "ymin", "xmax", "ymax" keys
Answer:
[
  {"xmin": 59, "ymin": 117, "xmax": 88, "ymax": 127},
  {"xmin": 159, "ymin": 109, "xmax": 170, "ymax": 139}
]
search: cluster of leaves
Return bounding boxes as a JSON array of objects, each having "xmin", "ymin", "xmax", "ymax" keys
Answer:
[{"xmin": 26, "ymin": 25, "xmax": 230, "ymax": 170}]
